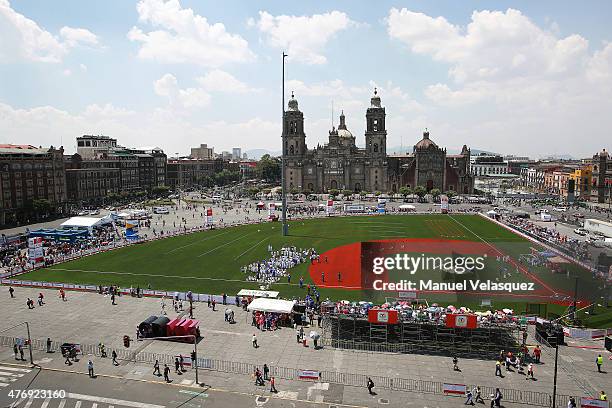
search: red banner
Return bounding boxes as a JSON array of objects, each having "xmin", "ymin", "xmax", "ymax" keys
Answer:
[
  {"xmin": 446, "ymin": 314, "xmax": 477, "ymax": 329},
  {"xmin": 206, "ymin": 208, "xmax": 213, "ymax": 217},
  {"xmin": 367, "ymin": 309, "xmax": 398, "ymax": 324}
]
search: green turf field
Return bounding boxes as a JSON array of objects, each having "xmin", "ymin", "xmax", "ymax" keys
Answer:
[{"xmin": 17, "ymin": 214, "xmax": 611, "ymax": 327}]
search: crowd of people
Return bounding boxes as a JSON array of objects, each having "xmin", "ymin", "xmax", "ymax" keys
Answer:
[{"xmin": 242, "ymin": 245, "xmax": 317, "ymax": 285}]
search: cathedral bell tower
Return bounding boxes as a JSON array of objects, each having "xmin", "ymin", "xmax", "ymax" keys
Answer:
[
  {"xmin": 364, "ymin": 88, "xmax": 387, "ymax": 192},
  {"xmin": 282, "ymin": 92, "xmax": 306, "ymax": 191},
  {"xmin": 365, "ymin": 88, "xmax": 386, "ymax": 157}
]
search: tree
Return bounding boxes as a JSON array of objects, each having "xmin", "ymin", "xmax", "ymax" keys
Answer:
[
  {"xmin": 430, "ymin": 188, "xmax": 441, "ymax": 199},
  {"xmin": 31, "ymin": 199, "xmax": 52, "ymax": 221},
  {"xmin": 328, "ymin": 189, "xmax": 340, "ymax": 199},
  {"xmin": 256, "ymin": 154, "xmax": 281, "ymax": 182},
  {"xmin": 342, "ymin": 189, "xmax": 353, "ymax": 198},
  {"xmin": 247, "ymin": 186, "xmax": 261, "ymax": 197},
  {"xmin": 359, "ymin": 190, "xmax": 367, "ymax": 200},
  {"xmin": 399, "ymin": 186, "xmax": 413, "ymax": 198},
  {"xmin": 151, "ymin": 186, "xmax": 170, "ymax": 197},
  {"xmin": 374, "ymin": 191, "xmax": 381, "ymax": 196},
  {"xmin": 444, "ymin": 190, "xmax": 457, "ymax": 198},
  {"xmin": 414, "ymin": 186, "xmax": 427, "ymax": 200}
]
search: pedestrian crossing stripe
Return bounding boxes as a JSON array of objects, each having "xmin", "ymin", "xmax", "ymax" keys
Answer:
[
  {"xmin": 0, "ymin": 365, "xmax": 31, "ymax": 373},
  {"xmin": 66, "ymin": 393, "xmax": 166, "ymax": 408}
]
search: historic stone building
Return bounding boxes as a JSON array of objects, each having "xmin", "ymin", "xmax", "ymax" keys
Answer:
[{"xmin": 282, "ymin": 89, "xmax": 473, "ymax": 194}]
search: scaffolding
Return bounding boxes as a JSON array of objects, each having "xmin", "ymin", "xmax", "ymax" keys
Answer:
[{"xmin": 322, "ymin": 314, "xmax": 519, "ymax": 359}]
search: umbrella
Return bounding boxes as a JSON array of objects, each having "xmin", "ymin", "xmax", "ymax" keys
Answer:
[{"xmin": 309, "ymin": 331, "xmax": 320, "ymax": 340}]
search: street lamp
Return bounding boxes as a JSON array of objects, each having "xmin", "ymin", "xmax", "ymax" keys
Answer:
[{"xmin": 281, "ymin": 52, "xmax": 288, "ymax": 236}]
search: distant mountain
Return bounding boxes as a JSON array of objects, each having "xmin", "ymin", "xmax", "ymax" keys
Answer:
[
  {"xmin": 539, "ymin": 153, "xmax": 576, "ymax": 160},
  {"xmin": 245, "ymin": 148, "xmax": 282, "ymax": 160}
]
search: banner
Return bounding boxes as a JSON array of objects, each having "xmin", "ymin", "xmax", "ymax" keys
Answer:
[
  {"xmin": 298, "ymin": 370, "xmax": 320, "ymax": 380},
  {"xmin": 446, "ymin": 314, "xmax": 477, "ymax": 329},
  {"xmin": 580, "ymin": 398, "xmax": 608, "ymax": 408},
  {"xmin": 367, "ymin": 309, "xmax": 399, "ymax": 324},
  {"xmin": 443, "ymin": 383, "xmax": 466, "ymax": 396},
  {"xmin": 205, "ymin": 208, "xmax": 213, "ymax": 225}
]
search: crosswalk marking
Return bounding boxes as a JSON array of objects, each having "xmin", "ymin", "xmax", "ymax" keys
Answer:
[
  {"xmin": 92, "ymin": 404, "xmax": 98, "ymax": 408},
  {"xmin": 41, "ymin": 398, "xmax": 51, "ymax": 408},
  {"xmin": 9, "ymin": 397, "xmax": 25, "ymax": 408},
  {"xmin": 24, "ymin": 398, "xmax": 33, "ymax": 408},
  {"xmin": 67, "ymin": 393, "xmax": 166, "ymax": 408},
  {"xmin": 0, "ymin": 366, "xmax": 31, "ymax": 373},
  {"xmin": 0, "ymin": 382, "xmax": 9, "ymax": 387},
  {"xmin": 0, "ymin": 370, "xmax": 25, "ymax": 377},
  {"xmin": 58, "ymin": 400, "xmax": 66, "ymax": 408},
  {"xmin": 74, "ymin": 401, "xmax": 81, "ymax": 408}
]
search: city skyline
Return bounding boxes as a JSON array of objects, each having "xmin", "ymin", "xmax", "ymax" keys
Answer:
[{"xmin": 1, "ymin": 0, "xmax": 611, "ymax": 158}]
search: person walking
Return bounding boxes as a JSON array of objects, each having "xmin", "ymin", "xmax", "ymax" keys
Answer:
[
  {"xmin": 526, "ymin": 363, "xmax": 534, "ymax": 380},
  {"xmin": 453, "ymin": 356, "xmax": 459, "ymax": 371},
  {"xmin": 367, "ymin": 377, "xmax": 375, "ymax": 395},
  {"xmin": 495, "ymin": 360, "xmax": 502, "ymax": 377},
  {"xmin": 175, "ymin": 357, "xmax": 181, "ymax": 374},
  {"xmin": 46, "ymin": 338, "xmax": 52, "ymax": 353},
  {"xmin": 212, "ymin": 299, "xmax": 216, "ymax": 311},
  {"xmin": 153, "ymin": 360, "xmax": 161, "ymax": 376},
  {"xmin": 18, "ymin": 345, "xmax": 24, "ymax": 361},
  {"xmin": 252, "ymin": 333, "xmax": 258, "ymax": 348},
  {"xmin": 112, "ymin": 350, "xmax": 118, "ymax": 366},
  {"xmin": 494, "ymin": 388, "xmax": 502, "ymax": 407},
  {"xmin": 596, "ymin": 354, "xmax": 604, "ymax": 373},
  {"xmin": 473, "ymin": 386, "xmax": 484, "ymax": 404},
  {"xmin": 37, "ymin": 293, "xmax": 44, "ymax": 306},
  {"xmin": 296, "ymin": 327, "xmax": 301, "ymax": 343},
  {"xmin": 270, "ymin": 376, "xmax": 277, "ymax": 393},
  {"xmin": 111, "ymin": 293, "xmax": 116, "ymax": 305},
  {"xmin": 567, "ymin": 396, "xmax": 577, "ymax": 408},
  {"xmin": 533, "ymin": 345, "xmax": 541, "ymax": 363},
  {"xmin": 600, "ymin": 390, "xmax": 607, "ymax": 401},
  {"xmin": 163, "ymin": 364, "xmax": 171, "ymax": 382},
  {"xmin": 179, "ymin": 354, "xmax": 185, "ymax": 371},
  {"xmin": 465, "ymin": 388, "xmax": 474, "ymax": 405},
  {"xmin": 87, "ymin": 360, "xmax": 94, "ymax": 378},
  {"xmin": 13, "ymin": 343, "xmax": 18, "ymax": 360},
  {"xmin": 9, "ymin": 286, "xmax": 14, "ymax": 298}
]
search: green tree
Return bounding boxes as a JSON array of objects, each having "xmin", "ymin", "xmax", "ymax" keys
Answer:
[
  {"xmin": 31, "ymin": 199, "xmax": 52, "ymax": 221},
  {"xmin": 444, "ymin": 190, "xmax": 457, "ymax": 198},
  {"xmin": 430, "ymin": 188, "xmax": 441, "ymax": 199},
  {"xmin": 151, "ymin": 185, "xmax": 170, "ymax": 197},
  {"xmin": 247, "ymin": 186, "xmax": 261, "ymax": 197},
  {"xmin": 328, "ymin": 189, "xmax": 340, "ymax": 199},
  {"xmin": 342, "ymin": 189, "xmax": 353, "ymax": 198},
  {"xmin": 374, "ymin": 191, "xmax": 381, "ymax": 196},
  {"xmin": 414, "ymin": 186, "xmax": 427, "ymax": 199},
  {"xmin": 399, "ymin": 186, "xmax": 413, "ymax": 198},
  {"xmin": 256, "ymin": 154, "xmax": 281, "ymax": 182}
]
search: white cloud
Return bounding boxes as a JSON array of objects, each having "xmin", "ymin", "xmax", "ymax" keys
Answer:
[
  {"xmin": 128, "ymin": 0, "xmax": 254, "ymax": 67},
  {"xmin": 0, "ymin": 101, "xmax": 279, "ymax": 154},
  {"xmin": 79, "ymin": 63, "xmax": 88, "ymax": 72},
  {"xmin": 59, "ymin": 26, "xmax": 99, "ymax": 47},
  {"xmin": 62, "ymin": 69, "xmax": 71, "ymax": 76},
  {"xmin": 153, "ymin": 73, "xmax": 211, "ymax": 109},
  {"xmin": 196, "ymin": 69, "xmax": 257, "ymax": 93},
  {"xmin": 253, "ymin": 10, "xmax": 355, "ymax": 64},
  {"xmin": 0, "ymin": 0, "xmax": 99, "ymax": 63}
]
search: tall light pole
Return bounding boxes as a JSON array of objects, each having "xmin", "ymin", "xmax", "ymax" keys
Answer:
[{"xmin": 281, "ymin": 52, "xmax": 288, "ymax": 236}]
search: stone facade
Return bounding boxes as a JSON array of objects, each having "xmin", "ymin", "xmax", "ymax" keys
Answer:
[{"xmin": 283, "ymin": 90, "xmax": 473, "ymax": 194}]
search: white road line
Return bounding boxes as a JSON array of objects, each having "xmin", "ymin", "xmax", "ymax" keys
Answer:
[
  {"xmin": 74, "ymin": 401, "xmax": 81, "ymax": 408},
  {"xmin": 41, "ymin": 398, "xmax": 51, "ymax": 408},
  {"xmin": 0, "ymin": 370, "xmax": 24, "ymax": 377},
  {"xmin": 9, "ymin": 397, "xmax": 25, "ymax": 408},
  {"xmin": 0, "ymin": 376, "xmax": 18, "ymax": 383},
  {"xmin": 233, "ymin": 237, "xmax": 269, "ymax": 260},
  {"xmin": 0, "ymin": 366, "xmax": 31, "ymax": 373},
  {"xmin": 165, "ymin": 229, "xmax": 232, "ymax": 254},
  {"xmin": 91, "ymin": 404, "xmax": 97, "ymax": 408},
  {"xmin": 57, "ymin": 400, "xmax": 66, "ymax": 408},
  {"xmin": 197, "ymin": 231, "xmax": 257, "ymax": 257},
  {"xmin": 66, "ymin": 393, "xmax": 165, "ymax": 408},
  {"xmin": 24, "ymin": 398, "xmax": 33, "ymax": 408},
  {"xmin": 0, "ymin": 382, "xmax": 8, "ymax": 387}
]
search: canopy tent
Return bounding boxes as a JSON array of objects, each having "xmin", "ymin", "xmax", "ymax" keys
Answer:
[
  {"xmin": 247, "ymin": 298, "xmax": 296, "ymax": 314},
  {"xmin": 399, "ymin": 204, "xmax": 416, "ymax": 211},
  {"xmin": 486, "ymin": 210, "xmax": 498, "ymax": 215},
  {"xmin": 237, "ymin": 289, "xmax": 279, "ymax": 298},
  {"xmin": 60, "ymin": 216, "xmax": 112, "ymax": 233}
]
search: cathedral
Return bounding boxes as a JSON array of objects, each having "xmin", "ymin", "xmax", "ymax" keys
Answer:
[{"xmin": 282, "ymin": 89, "xmax": 473, "ymax": 194}]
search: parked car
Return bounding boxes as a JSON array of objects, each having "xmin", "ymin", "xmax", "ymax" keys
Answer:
[{"xmin": 574, "ymin": 228, "xmax": 588, "ymax": 236}]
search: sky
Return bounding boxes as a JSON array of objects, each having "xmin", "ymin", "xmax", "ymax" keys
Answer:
[{"xmin": 1, "ymin": 0, "xmax": 611, "ymax": 158}]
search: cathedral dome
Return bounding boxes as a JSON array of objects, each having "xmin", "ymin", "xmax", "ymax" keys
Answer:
[
  {"xmin": 337, "ymin": 110, "xmax": 353, "ymax": 138},
  {"xmin": 287, "ymin": 92, "xmax": 299, "ymax": 111},
  {"xmin": 415, "ymin": 129, "xmax": 437, "ymax": 149}
]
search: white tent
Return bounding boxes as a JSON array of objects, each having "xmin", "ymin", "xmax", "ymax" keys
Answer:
[
  {"xmin": 247, "ymin": 298, "xmax": 296, "ymax": 314},
  {"xmin": 399, "ymin": 204, "xmax": 416, "ymax": 211},
  {"xmin": 60, "ymin": 216, "xmax": 112, "ymax": 232}
]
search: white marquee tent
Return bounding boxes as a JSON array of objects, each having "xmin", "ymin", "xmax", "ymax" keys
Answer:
[{"xmin": 247, "ymin": 298, "xmax": 296, "ymax": 314}]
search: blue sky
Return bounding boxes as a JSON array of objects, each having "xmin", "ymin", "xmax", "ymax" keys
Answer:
[{"xmin": 1, "ymin": 0, "xmax": 611, "ymax": 158}]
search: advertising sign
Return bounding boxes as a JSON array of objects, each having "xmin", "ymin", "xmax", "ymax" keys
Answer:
[
  {"xmin": 443, "ymin": 383, "xmax": 466, "ymax": 396},
  {"xmin": 367, "ymin": 309, "xmax": 399, "ymax": 324},
  {"xmin": 206, "ymin": 208, "xmax": 213, "ymax": 225},
  {"xmin": 298, "ymin": 370, "xmax": 320, "ymax": 380},
  {"xmin": 446, "ymin": 314, "xmax": 477, "ymax": 329},
  {"xmin": 326, "ymin": 200, "xmax": 334, "ymax": 216},
  {"xmin": 580, "ymin": 398, "xmax": 608, "ymax": 408}
]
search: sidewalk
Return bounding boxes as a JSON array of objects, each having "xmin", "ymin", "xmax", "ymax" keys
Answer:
[{"xmin": 0, "ymin": 286, "xmax": 609, "ymax": 403}]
